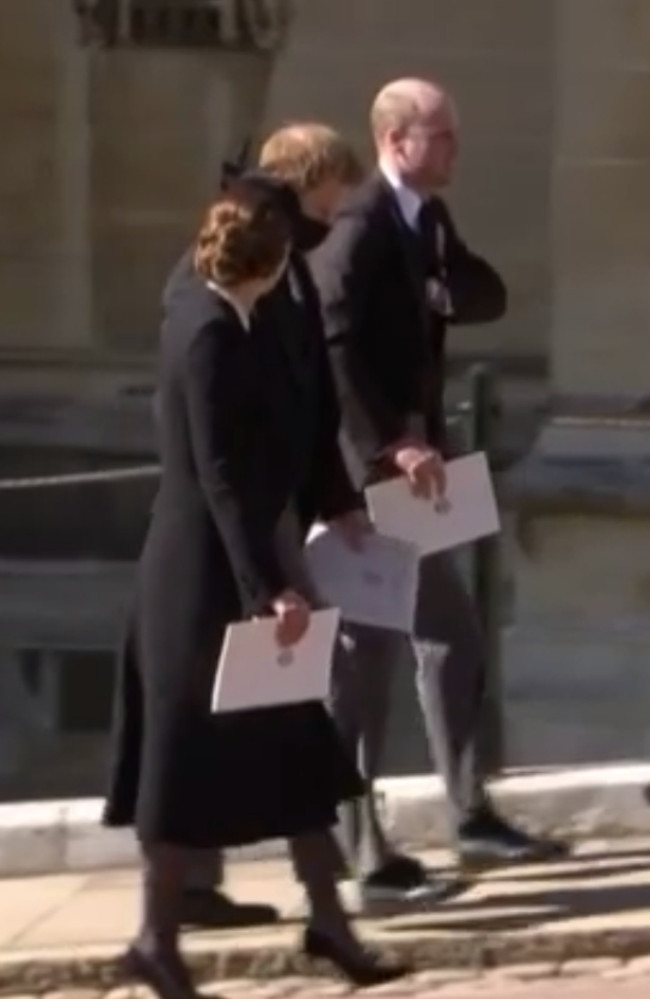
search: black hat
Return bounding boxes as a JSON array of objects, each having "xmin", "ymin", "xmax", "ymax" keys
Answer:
[{"xmin": 220, "ymin": 160, "xmax": 302, "ymax": 229}]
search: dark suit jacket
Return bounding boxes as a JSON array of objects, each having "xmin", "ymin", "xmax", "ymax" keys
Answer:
[
  {"xmin": 309, "ymin": 172, "xmax": 506, "ymax": 474},
  {"xmin": 162, "ymin": 249, "xmax": 362, "ymax": 541}
]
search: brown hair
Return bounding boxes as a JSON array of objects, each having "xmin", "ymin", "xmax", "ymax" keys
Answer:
[
  {"xmin": 259, "ymin": 122, "xmax": 364, "ymax": 194},
  {"xmin": 194, "ymin": 181, "xmax": 291, "ymax": 288}
]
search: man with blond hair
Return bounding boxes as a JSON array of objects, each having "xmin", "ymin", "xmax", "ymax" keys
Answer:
[
  {"xmin": 259, "ymin": 122, "xmax": 363, "ymax": 238},
  {"xmin": 163, "ymin": 121, "xmax": 374, "ymax": 929},
  {"xmin": 310, "ymin": 78, "xmax": 568, "ymax": 909}
]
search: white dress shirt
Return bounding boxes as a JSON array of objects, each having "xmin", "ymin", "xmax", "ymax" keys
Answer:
[
  {"xmin": 378, "ymin": 160, "xmax": 452, "ymax": 317},
  {"xmin": 379, "ymin": 159, "xmax": 423, "ymax": 231}
]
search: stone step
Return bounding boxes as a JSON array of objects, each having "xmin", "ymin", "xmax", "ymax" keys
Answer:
[
  {"xmin": 4, "ymin": 841, "xmax": 650, "ymax": 994},
  {"xmin": 2, "ymin": 765, "xmax": 650, "ymax": 878}
]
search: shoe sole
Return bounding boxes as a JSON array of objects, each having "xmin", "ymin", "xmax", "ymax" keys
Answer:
[
  {"xmin": 459, "ymin": 847, "xmax": 572, "ymax": 875},
  {"xmin": 359, "ymin": 876, "xmax": 470, "ymax": 917}
]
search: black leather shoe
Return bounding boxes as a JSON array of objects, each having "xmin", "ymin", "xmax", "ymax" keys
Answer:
[
  {"xmin": 181, "ymin": 889, "xmax": 279, "ymax": 929},
  {"xmin": 302, "ymin": 925, "xmax": 410, "ymax": 988},
  {"xmin": 364, "ymin": 854, "xmax": 427, "ymax": 889},
  {"xmin": 359, "ymin": 855, "xmax": 464, "ymax": 915},
  {"xmin": 458, "ymin": 811, "xmax": 570, "ymax": 872}
]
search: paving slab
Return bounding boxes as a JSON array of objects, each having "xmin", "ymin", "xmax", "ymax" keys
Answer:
[
  {"xmin": 2, "ymin": 841, "xmax": 650, "ymax": 993},
  {"xmin": 0, "ymin": 875, "xmax": 87, "ymax": 949}
]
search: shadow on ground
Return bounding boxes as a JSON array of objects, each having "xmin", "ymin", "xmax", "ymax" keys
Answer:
[{"xmin": 382, "ymin": 848, "xmax": 650, "ymax": 935}]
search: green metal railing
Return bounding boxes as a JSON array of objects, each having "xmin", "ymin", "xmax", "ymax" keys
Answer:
[{"xmin": 461, "ymin": 363, "xmax": 504, "ymax": 776}]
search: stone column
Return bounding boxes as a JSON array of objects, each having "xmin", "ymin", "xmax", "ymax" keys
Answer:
[
  {"xmin": 501, "ymin": 1, "xmax": 650, "ymax": 769},
  {"xmin": 0, "ymin": 0, "xmax": 96, "ymax": 355},
  {"xmin": 55, "ymin": 0, "xmax": 93, "ymax": 348},
  {"xmin": 0, "ymin": 0, "xmax": 61, "ymax": 352},
  {"xmin": 551, "ymin": 0, "xmax": 650, "ymax": 400},
  {"xmin": 203, "ymin": 52, "xmax": 279, "ymax": 184},
  {"xmin": 88, "ymin": 49, "xmax": 218, "ymax": 353},
  {"xmin": 87, "ymin": 41, "xmax": 280, "ymax": 356}
]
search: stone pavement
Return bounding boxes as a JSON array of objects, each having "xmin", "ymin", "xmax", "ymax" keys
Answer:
[
  {"xmin": 4, "ymin": 965, "xmax": 650, "ymax": 999},
  {"xmin": 3, "ymin": 840, "xmax": 650, "ymax": 995},
  {"xmin": 167, "ymin": 967, "xmax": 650, "ymax": 997}
]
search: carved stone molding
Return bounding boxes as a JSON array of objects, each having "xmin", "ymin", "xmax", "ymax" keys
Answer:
[
  {"xmin": 71, "ymin": 0, "xmax": 293, "ymax": 50},
  {"xmin": 240, "ymin": 0, "xmax": 292, "ymax": 51}
]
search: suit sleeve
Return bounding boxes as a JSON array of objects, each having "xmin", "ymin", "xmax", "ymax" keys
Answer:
[
  {"xmin": 310, "ymin": 211, "xmax": 406, "ymax": 462},
  {"xmin": 182, "ymin": 323, "xmax": 288, "ymax": 616},
  {"xmin": 291, "ymin": 257, "xmax": 365, "ymax": 521},
  {"xmin": 436, "ymin": 201, "xmax": 507, "ymax": 325},
  {"xmin": 312, "ymin": 333, "xmax": 367, "ymax": 521}
]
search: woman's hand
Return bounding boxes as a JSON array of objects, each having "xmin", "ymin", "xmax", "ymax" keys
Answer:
[{"xmin": 271, "ymin": 589, "xmax": 311, "ymax": 647}]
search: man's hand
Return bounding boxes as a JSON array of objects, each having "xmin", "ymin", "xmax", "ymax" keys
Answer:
[
  {"xmin": 389, "ymin": 439, "xmax": 447, "ymax": 499},
  {"xmin": 271, "ymin": 589, "xmax": 311, "ymax": 647},
  {"xmin": 328, "ymin": 508, "xmax": 374, "ymax": 552}
]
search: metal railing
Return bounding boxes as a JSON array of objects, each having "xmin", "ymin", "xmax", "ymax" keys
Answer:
[
  {"xmin": 462, "ymin": 363, "xmax": 504, "ymax": 775},
  {"xmin": 0, "ymin": 464, "xmax": 160, "ymax": 492}
]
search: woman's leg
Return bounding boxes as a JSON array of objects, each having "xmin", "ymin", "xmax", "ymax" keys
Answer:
[
  {"xmin": 130, "ymin": 841, "xmax": 199, "ymax": 998},
  {"xmin": 289, "ymin": 829, "xmax": 409, "ymax": 985},
  {"xmin": 136, "ymin": 843, "xmax": 184, "ymax": 958},
  {"xmin": 289, "ymin": 830, "xmax": 366, "ymax": 956}
]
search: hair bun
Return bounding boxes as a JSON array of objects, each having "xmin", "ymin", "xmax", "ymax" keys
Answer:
[{"xmin": 194, "ymin": 182, "xmax": 291, "ymax": 289}]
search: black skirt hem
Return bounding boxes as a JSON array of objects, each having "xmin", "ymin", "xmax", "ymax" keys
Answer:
[{"xmin": 102, "ymin": 793, "xmax": 359, "ymax": 851}]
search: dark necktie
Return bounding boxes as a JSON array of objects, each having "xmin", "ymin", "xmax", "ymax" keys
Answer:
[{"xmin": 416, "ymin": 203, "xmax": 451, "ymax": 316}]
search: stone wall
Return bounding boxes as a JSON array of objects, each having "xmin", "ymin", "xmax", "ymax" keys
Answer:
[
  {"xmin": 502, "ymin": 512, "xmax": 650, "ymax": 766},
  {"xmin": 0, "ymin": 0, "xmax": 555, "ymax": 375},
  {"xmin": 266, "ymin": 0, "xmax": 555, "ymax": 362},
  {"xmin": 2, "ymin": 1, "xmax": 649, "ymax": 385}
]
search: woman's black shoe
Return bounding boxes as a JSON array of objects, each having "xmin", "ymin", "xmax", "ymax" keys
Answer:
[
  {"xmin": 302, "ymin": 926, "xmax": 410, "ymax": 988},
  {"xmin": 121, "ymin": 944, "xmax": 205, "ymax": 999}
]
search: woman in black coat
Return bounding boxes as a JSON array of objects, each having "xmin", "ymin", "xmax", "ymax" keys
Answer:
[{"xmin": 103, "ymin": 181, "xmax": 406, "ymax": 999}]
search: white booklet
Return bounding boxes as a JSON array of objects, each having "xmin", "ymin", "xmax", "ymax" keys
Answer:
[
  {"xmin": 305, "ymin": 525, "xmax": 419, "ymax": 633},
  {"xmin": 365, "ymin": 451, "xmax": 500, "ymax": 555},
  {"xmin": 211, "ymin": 607, "xmax": 340, "ymax": 714}
]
